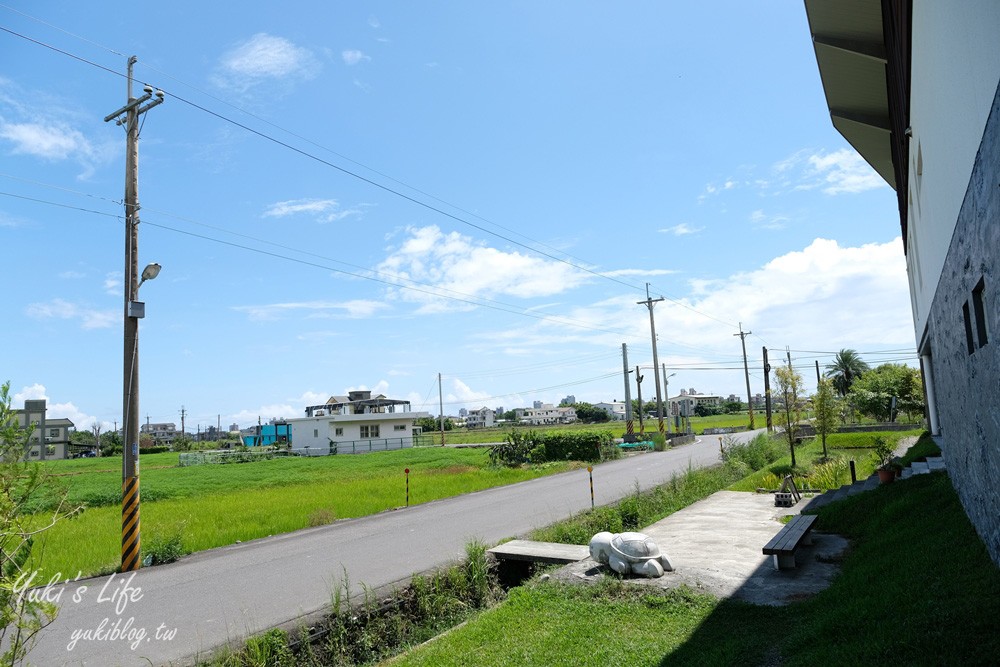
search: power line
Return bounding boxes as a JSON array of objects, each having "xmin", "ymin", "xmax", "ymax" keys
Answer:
[{"xmin": 0, "ymin": 20, "xmax": 750, "ymax": 333}]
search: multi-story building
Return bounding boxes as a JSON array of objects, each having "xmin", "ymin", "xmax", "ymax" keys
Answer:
[
  {"xmin": 804, "ymin": 0, "xmax": 1000, "ymax": 563},
  {"xmin": 667, "ymin": 390, "xmax": 722, "ymax": 417},
  {"xmin": 14, "ymin": 399, "xmax": 73, "ymax": 460},
  {"xmin": 515, "ymin": 404, "xmax": 577, "ymax": 425},
  {"xmin": 465, "ymin": 407, "xmax": 495, "ymax": 429},
  {"xmin": 290, "ymin": 389, "xmax": 429, "ymax": 455},
  {"xmin": 140, "ymin": 422, "xmax": 177, "ymax": 443}
]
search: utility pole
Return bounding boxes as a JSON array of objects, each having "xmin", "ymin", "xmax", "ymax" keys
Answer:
[
  {"xmin": 621, "ymin": 344, "xmax": 634, "ymax": 440},
  {"xmin": 762, "ymin": 346, "xmax": 773, "ymax": 432},
  {"xmin": 661, "ymin": 364, "xmax": 674, "ymax": 435},
  {"xmin": 180, "ymin": 406, "xmax": 186, "ymax": 440},
  {"xmin": 734, "ymin": 324, "xmax": 756, "ymax": 430},
  {"xmin": 438, "ymin": 373, "xmax": 445, "ymax": 446},
  {"xmin": 106, "ymin": 55, "xmax": 164, "ymax": 573},
  {"xmin": 635, "ymin": 365, "xmax": 645, "ymax": 435},
  {"xmin": 637, "ymin": 283, "xmax": 666, "ymax": 435},
  {"xmin": 784, "ymin": 347, "xmax": 796, "ymax": 467},
  {"xmin": 815, "ymin": 359, "xmax": 822, "ymax": 386}
]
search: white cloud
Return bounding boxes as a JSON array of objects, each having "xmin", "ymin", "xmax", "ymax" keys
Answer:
[
  {"xmin": 602, "ymin": 268, "xmax": 678, "ymax": 278},
  {"xmin": 214, "ymin": 34, "xmax": 319, "ymax": 92},
  {"xmin": 749, "ymin": 210, "xmax": 789, "ymax": 230},
  {"xmin": 448, "ymin": 378, "xmax": 491, "ymax": 405},
  {"xmin": 342, "ymin": 50, "xmax": 370, "ymax": 66},
  {"xmin": 376, "ymin": 225, "xmax": 588, "ymax": 312},
  {"xmin": 11, "ymin": 384, "xmax": 108, "ymax": 431},
  {"xmin": 658, "ymin": 223, "xmax": 702, "ymax": 236},
  {"xmin": 807, "ymin": 149, "xmax": 887, "ymax": 195},
  {"xmin": 0, "ymin": 122, "xmax": 91, "ymax": 160},
  {"xmin": 233, "ymin": 300, "xmax": 388, "ymax": 321},
  {"xmin": 26, "ymin": 298, "xmax": 116, "ymax": 329},
  {"xmin": 368, "ymin": 16, "xmax": 381, "ymax": 28},
  {"xmin": 104, "ymin": 272, "xmax": 122, "ymax": 296},
  {"xmin": 474, "ymin": 237, "xmax": 914, "ymax": 394},
  {"xmin": 263, "ymin": 198, "xmax": 367, "ymax": 223}
]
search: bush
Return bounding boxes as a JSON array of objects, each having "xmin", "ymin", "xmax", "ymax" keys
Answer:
[
  {"xmin": 142, "ymin": 529, "xmax": 185, "ymax": 566},
  {"xmin": 139, "ymin": 445, "xmax": 170, "ymax": 454},
  {"xmin": 721, "ymin": 433, "xmax": 784, "ymax": 472},
  {"xmin": 538, "ymin": 430, "xmax": 614, "ymax": 463}
]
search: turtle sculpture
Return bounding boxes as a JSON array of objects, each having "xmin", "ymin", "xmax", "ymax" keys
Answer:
[{"xmin": 589, "ymin": 531, "xmax": 674, "ymax": 578}]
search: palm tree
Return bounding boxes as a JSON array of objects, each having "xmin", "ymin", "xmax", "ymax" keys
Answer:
[{"xmin": 825, "ymin": 349, "xmax": 870, "ymax": 397}]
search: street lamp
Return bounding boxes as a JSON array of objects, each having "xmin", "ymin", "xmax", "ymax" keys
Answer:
[{"xmin": 107, "ymin": 55, "xmax": 164, "ymax": 573}]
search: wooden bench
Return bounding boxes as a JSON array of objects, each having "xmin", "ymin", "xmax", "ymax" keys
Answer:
[{"xmin": 762, "ymin": 514, "xmax": 817, "ymax": 570}]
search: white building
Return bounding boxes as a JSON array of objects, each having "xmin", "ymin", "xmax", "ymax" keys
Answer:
[
  {"xmin": 290, "ymin": 390, "xmax": 430, "ymax": 455},
  {"xmin": 465, "ymin": 407, "xmax": 495, "ymax": 429},
  {"xmin": 140, "ymin": 422, "xmax": 176, "ymax": 443},
  {"xmin": 594, "ymin": 402, "xmax": 627, "ymax": 421},
  {"xmin": 667, "ymin": 391, "xmax": 722, "ymax": 417},
  {"xmin": 515, "ymin": 404, "xmax": 577, "ymax": 425},
  {"xmin": 804, "ymin": 0, "xmax": 1000, "ymax": 563}
]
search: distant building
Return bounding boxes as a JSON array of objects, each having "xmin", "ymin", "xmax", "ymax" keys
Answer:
[
  {"xmin": 560, "ymin": 395, "xmax": 576, "ymax": 406},
  {"xmin": 515, "ymin": 404, "xmax": 577, "ymax": 425},
  {"xmin": 141, "ymin": 422, "xmax": 176, "ymax": 443},
  {"xmin": 532, "ymin": 400, "xmax": 544, "ymax": 409},
  {"xmin": 242, "ymin": 422, "xmax": 291, "ymax": 447},
  {"xmin": 458, "ymin": 408, "xmax": 468, "ymax": 417},
  {"xmin": 594, "ymin": 401, "xmax": 627, "ymax": 421},
  {"xmin": 465, "ymin": 407, "xmax": 495, "ymax": 429},
  {"xmin": 291, "ymin": 389, "xmax": 429, "ymax": 456},
  {"xmin": 14, "ymin": 399, "xmax": 73, "ymax": 460},
  {"xmin": 667, "ymin": 392, "xmax": 722, "ymax": 417}
]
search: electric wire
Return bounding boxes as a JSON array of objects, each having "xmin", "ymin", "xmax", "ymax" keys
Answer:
[{"xmin": 0, "ymin": 19, "xmax": 750, "ymax": 333}]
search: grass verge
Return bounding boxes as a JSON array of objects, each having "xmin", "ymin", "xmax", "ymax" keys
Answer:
[{"xmin": 392, "ymin": 467, "xmax": 1000, "ymax": 665}]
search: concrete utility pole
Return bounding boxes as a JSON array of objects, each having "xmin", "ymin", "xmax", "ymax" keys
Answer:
[
  {"xmin": 180, "ymin": 406, "xmax": 186, "ymax": 441},
  {"xmin": 661, "ymin": 364, "xmax": 675, "ymax": 434},
  {"xmin": 621, "ymin": 344, "xmax": 634, "ymax": 439},
  {"xmin": 438, "ymin": 373, "xmax": 445, "ymax": 446},
  {"xmin": 762, "ymin": 346, "xmax": 773, "ymax": 432},
  {"xmin": 637, "ymin": 283, "xmax": 666, "ymax": 435},
  {"xmin": 105, "ymin": 55, "xmax": 164, "ymax": 573},
  {"xmin": 734, "ymin": 324, "xmax": 756, "ymax": 430},
  {"xmin": 635, "ymin": 365, "xmax": 645, "ymax": 435}
]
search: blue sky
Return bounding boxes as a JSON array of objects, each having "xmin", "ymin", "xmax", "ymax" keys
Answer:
[{"xmin": 1, "ymin": 2, "xmax": 917, "ymax": 432}]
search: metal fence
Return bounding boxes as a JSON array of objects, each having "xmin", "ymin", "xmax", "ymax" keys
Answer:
[{"xmin": 178, "ymin": 449, "xmax": 292, "ymax": 466}]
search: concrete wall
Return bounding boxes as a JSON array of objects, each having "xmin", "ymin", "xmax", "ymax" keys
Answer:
[
  {"xmin": 289, "ymin": 414, "xmax": 423, "ymax": 455},
  {"xmin": 923, "ymin": 75, "xmax": 1000, "ymax": 565},
  {"xmin": 906, "ymin": 1, "xmax": 1000, "ymax": 335}
]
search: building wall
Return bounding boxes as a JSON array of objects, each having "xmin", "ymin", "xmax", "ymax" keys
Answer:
[
  {"xmin": 923, "ymin": 73, "xmax": 1000, "ymax": 564},
  {"xmin": 289, "ymin": 413, "xmax": 423, "ymax": 455},
  {"xmin": 906, "ymin": 1, "xmax": 1000, "ymax": 334}
]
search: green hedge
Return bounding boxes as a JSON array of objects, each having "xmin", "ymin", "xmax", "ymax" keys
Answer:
[{"xmin": 538, "ymin": 430, "xmax": 617, "ymax": 463}]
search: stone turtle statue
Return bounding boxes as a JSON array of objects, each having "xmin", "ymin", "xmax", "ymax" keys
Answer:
[{"xmin": 589, "ymin": 531, "xmax": 674, "ymax": 578}]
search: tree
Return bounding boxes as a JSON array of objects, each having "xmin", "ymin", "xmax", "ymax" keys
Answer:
[
  {"xmin": 825, "ymin": 348, "xmax": 870, "ymax": 397},
  {"xmin": 812, "ymin": 378, "xmax": 840, "ymax": 459},
  {"xmin": 69, "ymin": 430, "xmax": 95, "ymax": 447},
  {"xmin": 849, "ymin": 363, "xmax": 924, "ymax": 422},
  {"xmin": 416, "ymin": 416, "xmax": 452, "ymax": 432},
  {"xmin": 572, "ymin": 402, "xmax": 610, "ymax": 423},
  {"xmin": 722, "ymin": 400, "xmax": 744, "ymax": 414},
  {"xmin": 500, "ymin": 410, "xmax": 517, "ymax": 422},
  {"xmin": 0, "ymin": 381, "xmax": 77, "ymax": 663},
  {"xmin": 773, "ymin": 364, "xmax": 804, "ymax": 466}
]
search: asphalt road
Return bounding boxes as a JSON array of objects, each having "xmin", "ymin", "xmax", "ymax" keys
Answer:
[{"xmin": 24, "ymin": 429, "xmax": 764, "ymax": 666}]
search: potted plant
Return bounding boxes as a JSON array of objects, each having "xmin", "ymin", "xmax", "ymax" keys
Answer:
[{"xmin": 871, "ymin": 437, "xmax": 896, "ymax": 484}]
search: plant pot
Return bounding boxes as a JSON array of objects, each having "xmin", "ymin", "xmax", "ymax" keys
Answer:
[{"xmin": 877, "ymin": 468, "xmax": 896, "ymax": 484}]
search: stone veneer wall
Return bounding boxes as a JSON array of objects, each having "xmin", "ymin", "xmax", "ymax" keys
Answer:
[{"xmin": 926, "ymin": 78, "xmax": 1000, "ymax": 565}]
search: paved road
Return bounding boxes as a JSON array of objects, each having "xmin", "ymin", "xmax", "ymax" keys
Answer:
[{"xmin": 25, "ymin": 429, "xmax": 764, "ymax": 666}]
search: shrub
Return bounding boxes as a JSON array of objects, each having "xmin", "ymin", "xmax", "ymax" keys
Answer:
[
  {"xmin": 142, "ymin": 529, "xmax": 185, "ymax": 566},
  {"xmin": 721, "ymin": 433, "xmax": 784, "ymax": 471}
]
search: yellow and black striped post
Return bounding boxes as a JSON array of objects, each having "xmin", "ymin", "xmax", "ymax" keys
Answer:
[
  {"xmin": 587, "ymin": 466, "xmax": 594, "ymax": 508},
  {"xmin": 121, "ymin": 476, "xmax": 141, "ymax": 571}
]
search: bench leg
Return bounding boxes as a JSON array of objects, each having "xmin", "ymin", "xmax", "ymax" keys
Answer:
[{"xmin": 773, "ymin": 553, "xmax": 797, "ymax": 570}]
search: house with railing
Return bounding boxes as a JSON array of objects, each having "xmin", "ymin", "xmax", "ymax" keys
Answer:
[{"xmin": 288, "ymin": 389, "xmax": 431, "ymax": 455}]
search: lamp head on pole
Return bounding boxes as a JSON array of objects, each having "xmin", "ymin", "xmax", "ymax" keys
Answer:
[{"xmin": 138, "ymin": 262, "xmax": 161, "ymax": 290}]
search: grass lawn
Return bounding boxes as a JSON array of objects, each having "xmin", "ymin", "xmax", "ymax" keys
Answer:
[
  {"xmin": 393, "ymin": 468, "xmax": 1000, "ymax": 666},
  {"xmin": 30, "ymin": 447, "xmax": 580, "ymax": 578}
]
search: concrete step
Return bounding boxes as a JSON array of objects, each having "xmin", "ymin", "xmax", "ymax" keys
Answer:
[
  {"xmin": 911, "ymin": 461, "xmax": 931, "ymax": 475},
  {"xmin": 862, "ymin": 475, "xmax": 880, "ymax": 491},
  {"xmin": 927, "ymin": 456, "xmax": 946, "ymax": 471},
  {"xmin": 487, "ymin": 540, "xmax": 589, "ymax": 565}
]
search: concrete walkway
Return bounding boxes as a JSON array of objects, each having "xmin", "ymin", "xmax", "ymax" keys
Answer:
[{"xmin": 553, "ymin": 490, "xmax": 848, "ymax": 606}]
